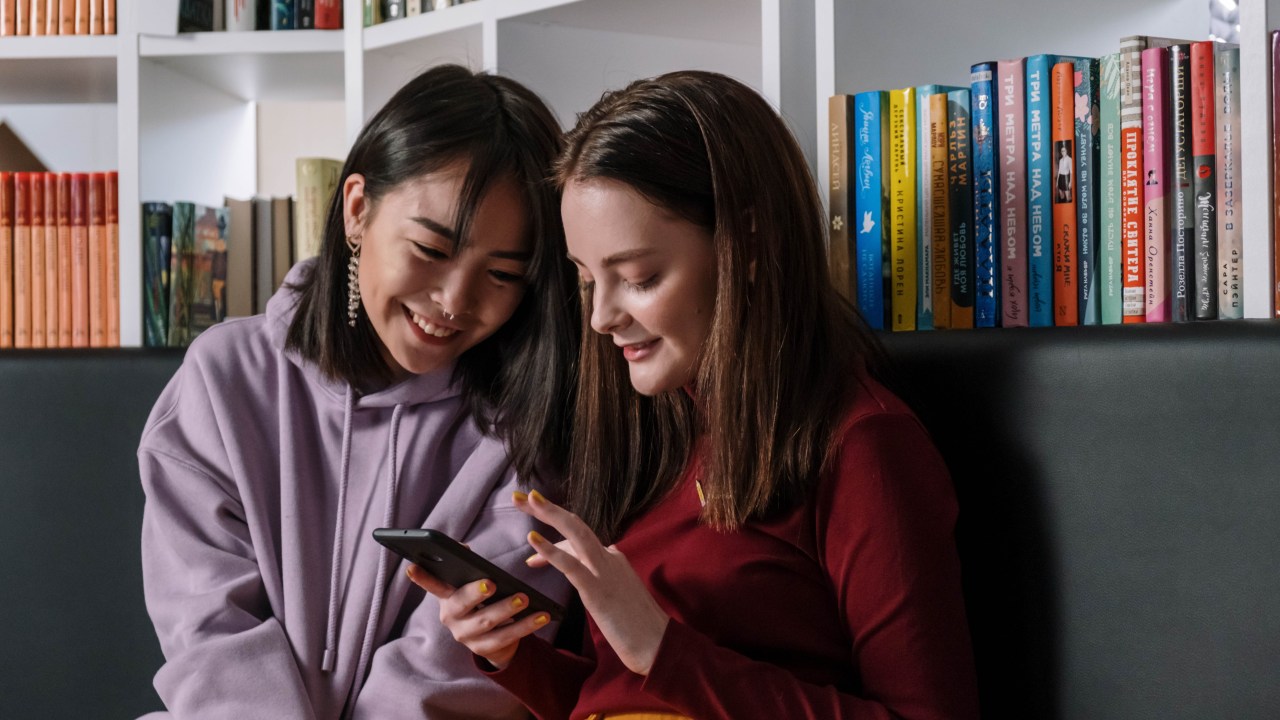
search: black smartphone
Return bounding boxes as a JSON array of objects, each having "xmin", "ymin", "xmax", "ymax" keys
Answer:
[{"xmin": 372, "ymin": 527, "xmax": 565, "ymax": 622}]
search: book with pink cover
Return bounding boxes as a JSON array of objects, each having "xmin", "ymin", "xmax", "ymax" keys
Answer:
[{"xmin": 1141, "ymin": 47, "xmax": 1169, "ymax": 322}]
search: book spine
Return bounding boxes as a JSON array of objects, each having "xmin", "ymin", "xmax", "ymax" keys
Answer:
[
  {"xmin": 362, "ymin": 0, "xmax": 378, "ymax": 27},
  {"xmin": 0, "ymin": 172, "xmax": 11, "ymax": 347},
  {"xmin": 42, "ymin": 0, "xmax": 55, "ymax": 34},
  {"xmin": 1051, "ymin": 60, "xmax": 1078, "ymax": 326},
  {"xmin": 1075, "ymin": 58, "xmax": 1102, "ymax": 325},
  {"xmin": 142, "ymin": 203, "xmax": 172, "ymax": 348},
  {"xmin": 56, "ymin": 174, "xmax": 70, "ymax": 346},
  {"xmin": 1215, "ymin": 45, "xmax": 1242, "ymax": 319},
  {"xmin": 1025, "ymin": 55, "xmax": 1054, "ymax": 326},
  {"xmin": 970, "ymin": 63, "xmax": 1000, "ymax": 328},
  {"xmin": 106, "ymin": 171, "xmax": 118, "ymax": 346},
  {"xmin": 406, "ymin": 0, "xmax": 420, "ymax": 17},
  {"xmin": 1190, "ymin": 41, "xmax": 1218, "ymax": 319},
  {"xmin": 104, "ymin": 0, "xmax": 113, "ymax": 33},
  {"xmin": 272, "ymin": 0, "xmax": 293, "ymax": 30},
  {"xmin": 90, "ymin": 0, "xmax": 102, "ymax": 33},
  {"xmin": 30, "ymin": 169, "xmax": 45, "ymax": 347},
  {"xmin": 1168, "ymin": 45, "xmax": 1194, "ymax": 323},
  {"xmin": 997, "ymin": 58, "xmax": 1027, "ymax": 326},
  {"xmin": 947, "ymin": 88, "xmax": 973, "ymax": 329},
  {"xmin": 226, "ymin": 0, "xmax": 255, "ymax": 30},
  {"xmin": 2, "ymin": 0, "xmax": 15, "ymax": 36},
  {"xmin": 827, "ymin": 95, "xmax": 855, "ymax": 302},
  {"xmin": 1120, "ymin": 38, "xmax": 1147, "ymax": 322},
  {"xmin": 889, "ymin": 87, "xmax": 917, "ymax": 331},
  {"xmin": 928, "ymin": 91, "xmax": 950, "ymax": 329},
  {"xmin": 75, "ymin": 0, "xmax": 87, "ymax": 34},
  {"xmin": 168, "ymin": 202, "xmax": 195, "ymax": 347},
  {"xmin": 1274, "ymin": 31, "xmax": 1280, "ymax": 317},
  {"xmin": 1141, "ymin": 47, "xmax": 1169, "ymax": 323},
  {"xmin": 59, "ymin": 0, "xmax": 73, "ymax": 35},
  {"xmin": 70, "ymin": 173, "xmax": 88, "ymax": 348},
  {"xmin": 852, "ymin": 91, "xmax": 887, "ymax": 329},
  {"xmin": 915, "ymin": 87, "xmax": 934, "ymax": 330},
  {"xmin": 32, "ymin": 0, "xmax": 45, "ymax": 34},
  {"xmin": 316, "ymin": 0, "xmax": 340, "ymax": 28},
  {"xmin": 14, "ymin": 172, "xmax": 30, "ymax": 348},
  {"xmin": 87, "ymin": 173, "xmax": 105, "ymax": 347},
  {"xmin": 43, "ymin": 172, "xmax": 57, "ymax": 346},
  {"xmin": 296, "ymin": 0, "xmax": 313, "ymax": 28},
  {"xmin": 16, "ymin": 0, "xmax": 27, "ymax": 34}
]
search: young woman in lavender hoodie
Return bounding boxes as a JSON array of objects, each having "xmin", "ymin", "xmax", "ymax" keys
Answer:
[{"xmin": 138, "ymin": 65, "xmax": 579, "ymax": 720}]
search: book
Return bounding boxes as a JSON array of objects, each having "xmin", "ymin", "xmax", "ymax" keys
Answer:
[
  {"xmin": 827, "ymin": 94, "xmax": 856, "ymax": 302},
  {"xmin": 946, "ymin": 88, "xmax": 973, "ymax": 329},
  {"xmin": 888, "ymin": 87, "xmax": 917, "ymax": 331},
  {"xmin": 16, "ymin": 0, "xmax": 27, "ymax": 34},
  {"xmin": 179, "ymin": 0, "xmax": 215, "ymax": 31},
  {"xmin": 917, "ymin": 86, "xmax": 961, "ymax": 330},
  {"xmin": 969, "ymin": 62, "xmax": 1000, "ymax": 328},
  {"xmin": 852, "ymin": 90, "xmax": 888, "ymax": 329},
  {"xmin": 43, "ymin": 171, "xmax": 57, "ymax": 346},
  {"xmin": 272, "ymin": 195, "xmax": 293, "ymax": 289},
  {"xmin": 406, "ymin": 0, "xmax": 421, "ymax": 17},
  {"xmin": 167, "ymin": 202, "xmax": 195, "ymax": 347},
  {"xmin": 271, "ymin": 0, "xmax": 293, "ymax": 30},
  {"xmin": 142, "ymin": 202, "xmax": 172, "ymax": 348},
  {"xmin": 14, "ymin": 172, "xmax": 31, "ymax": 348},
  {"xmin": 2, "ymin": 0, "xmax": 14, "ymax": 36},
  {"xmin": 362, "ymin": 0, "xmax": 379, "ymax": 27},
  {"xmin": 88, "ymin": 173, "xmax": 106, "ymax": 347},
  {"xmin": 226, "ymin": 0, "xmax": 254, "ymax": 30},
  {"xmin": 0, "ymin": 172, "xmax": 11, "ymax": 347},
  {"xmin": 997, "ymin": 58, "xmax": 1028, "ymax": 327},
  {"xmin": 1274, "ymin": 31, "xmax": 1280, "ymax": 317},
  {"xmin": 1050, "ymin": 60, "xmax": 1078, "ymax": 326},
  {"xmin": 1190, "ymin": 40, "xmax": 1217, "ymax": 320},
  {"xmin": 1074, "ymin": 58, "xmax": 1101, "ymax": 326},
  {"xmin": 294, "ymin": 157, "xmax": 341, "ymax": 262},
  {"xmin": 60, "ymin": 0, "xmax": 73, "ymax": 35},
  {"xmin": 1141, "ymin": 47, "xmax": 1169, "ymax": 323},
  {"xmin": 56, "ymin": 174, "xmax": 71, "ymax": 347},
  {"xmin": 1168, "ymin": 44, "xmax": 1193, "ymax": 323},
  {"xmin": 1215, "ymin": 45, "xmax": 1242, "ymax": 319},
  {"xmin": 75, "ymin": 0, "xmax": 87, "ymax": 34},
  {"xmin": 70, "ymin": 174, "xmax": 88, "ymax": 348},
  {"xmin": 253, "ymin": 196, "xmax": 273, "ymax": 314},
  {"xmin": 297, "ymin": 0, "xmax": 313, "ymax": 28},
  {"xmin": 316, "ymin": 0, "xmax": 340, "ymax": 28},
  {"xmin": 90, "ymin": 0, "xmax": 102, "ymax": 34},
  {"xmin": 32, "ymin": 0, "xmax": 44, "ymax": 35},
  {"xmin": 30, "ymin": 169, "xmax": 45, "ymax": 347},
  {"xmin": 224, "ymin": 196, "xmax": 255, "ymax": 318},
  {"xmin": 106, "ymin": 171, "xmax": 118, "ymax": 346},
  {"xmin": 189, "ymin": 206, "xmax": 229, "ymax": 337},
  {"xmin": 105, "ymin": 0, "xmax": 115, "ymax": 33}
]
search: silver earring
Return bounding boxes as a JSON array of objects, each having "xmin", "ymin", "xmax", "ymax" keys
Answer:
[{"xmin": 346, "ymin": 236, "xmax": 361, "ymax": 327}]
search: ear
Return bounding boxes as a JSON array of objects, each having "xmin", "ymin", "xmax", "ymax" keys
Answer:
[{"xmin": 342, "ymin": 173, "xmax": 368, "ymax": 241}]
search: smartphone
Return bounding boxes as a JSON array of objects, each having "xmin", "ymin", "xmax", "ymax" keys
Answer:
[{"xmin": 372, "ymin": 527, "xmax": 565, "ymax": 622}]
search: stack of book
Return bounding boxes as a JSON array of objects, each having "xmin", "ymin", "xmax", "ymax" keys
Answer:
[
  {"xmin": 364, "ymin": 0, "xmax": 475, "ymax": 28},
  {"xmin": 0, "ymin": 0, "xmax": 116, "ymax": 35},
  {"xmin": 0, "ymin": 171, "xmax": 119, "ymax": 349},
  {"xmin": 830, "ymin": 35, "xmax": 1253, "ymax": 330},
  {"xmin": 181, "ymin": 0, "xmax": 342, "ymax": 32}
]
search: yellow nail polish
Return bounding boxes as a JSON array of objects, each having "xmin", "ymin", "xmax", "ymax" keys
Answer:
[
  {"xmin": 405, "ymin": 566, "xmax": 414, "ymax": 580},
  {"xmin": 511, "ymin": 596, "xmax": 525, "ymax": 609},
  {"xmin": 524, "ymin": 554, "xmax": 539, "ymax": 565},
  {"xmin": 479, "ymin": 581, "xmax": 489, "ymax": 595},
  {"xmin": 512, "ymin": 490, "xmax": 529, "ymax": 503},
  {"xmin": 528, "ymin": 530, "xmax": 546, "ymax": 545},
  {"xmin": 533, "ymin": 614, "xmax": 550, "ymax": 626},
  {"xmin": 529, "ymin": 489, "xmax": 547, "ymax": 505}
]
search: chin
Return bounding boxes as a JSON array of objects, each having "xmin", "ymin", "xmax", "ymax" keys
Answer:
[{"xmin": 627, "ymin": 369, "xmax": 683, "ymax": 397}]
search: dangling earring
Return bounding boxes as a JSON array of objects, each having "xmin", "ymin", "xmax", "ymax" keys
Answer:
[{"xmin": 346, "ymin": 236, "xmax": 361, "ymax": 327}]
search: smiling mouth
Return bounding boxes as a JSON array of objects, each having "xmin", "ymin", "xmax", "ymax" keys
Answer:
[
  {"xmin": 621, "ymin": 338, "xmax": 659, "ymax": 361},
  {"xmin": 406, "ymin": 307, "xmax": 459, "ymax": 338}
]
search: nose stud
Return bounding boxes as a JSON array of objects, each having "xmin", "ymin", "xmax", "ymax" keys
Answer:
[{"xmin": 442, "ymin": 310, "xmax": 455, "ymax": 321}]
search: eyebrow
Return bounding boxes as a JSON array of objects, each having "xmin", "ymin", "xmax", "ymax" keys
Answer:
[
  {"xmin": 566, "ymin": 247, "xmax": 658, "ymax": 268},
  {"xmin": 413, "ymin": 216, "xmax": 531, "ymax": 262}
]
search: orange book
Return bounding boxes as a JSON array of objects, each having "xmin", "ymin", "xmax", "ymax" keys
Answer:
[
  {"xmin": 42, "ymin": 172, "xmax": 57, "ymax": 346},
  {"xmin": 56, "ymin": 173, "xmax": 71, "ymax": 347},
  {"xmin": 88, "ymin": 173, "xmax": 105, "ymax": 347},
  {"xmin": 30, "ymin": 172, "xmax": 46, "ymax": 347},
  {"xmin": 0, "ymin": 173, "xmax": 12, "ymax": 347},
  {"xmin": 15, "ymin": 0, "xmax": 28, "ymax": 34},
  {"xmin": 14, "ymin": 173, "xmax": 31, "ymax": 348},
  {"xmin": 88, "ymin": 0, "xmax": 99, "ymax": 33},
  {"xmin": 103, "ymin": 0, "xmax": 111, "ymax": 34},
  {"xmin": 1, "ymin": 0, "xmax": 15, "ymax": 36},
  {"xmin": 31, "ymin": 0, "xmax": 45, "ymax": 34},
  {"xmin": 74, "ymin": 0, "xmax": 86, "ymax": 34},
  {"xmin": 105, "ymin": 171, "xmax": 118, "ymax": 346},
  {"xmin": 58, "ymin": 0, "xmax": 72, "ymax": 35},
  {"xmin": 70, "ymin": 173, "xmax": 88, "ymax": 347},
  {"xmin": 43, "ymin": 0, "xmax": 55, "ymax": 33},
  {"xmin": 1051, "ymin": 61, "xmax": 1079, "ymax": 326}
]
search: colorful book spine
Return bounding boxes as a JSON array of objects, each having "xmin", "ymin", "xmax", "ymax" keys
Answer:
[
  {"xmin": 1050, "ymin": 60, "xmax": 1078, "ymax": 326},
  {"xmin": 190, "ymin": 206, "xmax": 229, "ymax": 337},
  {"xmin": 853, "ymin": 90, "xmax": 888, "ymax": 329},
  {"xmin": 1190, "ymin": 40, "xmax": 1217, "ymax": 320},
  {"xmin": 1215, "ymin": 45, "xmax": 1242, "ymax": 319},
  {"xmin": 1120, "ymin": 38, "xmax": 1149, "ymax": 322},
  {"xmin": 1168, "ymin": 44, "xmax": 1193, "ymax": 323},
  {"xmin": 42, "ymin": 172, "xmax": 57, "ymax": 346},
  {"xmin": 70, "ymin": 174, "xmax": 88, "ymax": 348},
  {"xmin": 1274, "ymin": 31, "xmax": 1280, "ymax": 317},
  {"xmin": 316, "ymin": 0, "xmax": 341, "ymax": 28},
  {"xmin": 1098, "ymin": 54, "xmax": 1123, "ymax": 324},
  {"xmin": 168, "ymin": 202, "xmax": 195, "ymax": 347},
  {"xmin": 142, "ymin": 202, "xmax": 172, "ymax": 348},
  {"xmin": 106, "ymin": 171, "xmax": 118, "ymax": 346},
  {"xmin": 88, "ymin": 173, "xmax": 105, "ymax": 347},
  {"xmin": 14, "ymin": 172, "xmax": 30, "ymax": 348},
  {"xmin": 1141, "ymin": 47, "xmax": 1169, "ymax": 323},
  {"xmin": 1025, "ymin": 55, "xmax": 1056, "ymax": 326},
  {"xmin": 889, "ymin": 87, "xmax": 917, "ymax": 331},
  {"xmin": 56, "ymin": 174, "xmax": 71, "ymax": 347},
  {"xmin": 30, "ymin": 170, "xmax": 45, "ymax": 347},
  {"xmin": 271, "ymin": 0, "xmax": 293, "ymax": 29},
  {"xmin": 970, "ymin": 62, "xmax": 1000, "ymax": 328},
  {"xmin": 998, "ymin": 58, "xmax": 1027, "ymax": 327},
  {"xmin": 947, "ymin": 88, "xmax": 974, "ymax": 329},
  {"xmin": 924, "ymin": 88, "xmax": 952, "ymax": 329},
  {"xmin": 827, "ymin": 94, "xmax": 856, "ymax": 302},
  {"xmin": 1074, "ymin": 58, "xmax": 1101, "ymax": 325},
  {"xmin": 0, "ymin": 173, "xmax": 11, "ymax": 347},
  {"xmin": 915, "ymin": 86, "xmax": 935, "ymax": 330}
]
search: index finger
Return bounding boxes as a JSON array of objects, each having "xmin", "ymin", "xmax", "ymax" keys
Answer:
[{"xmin": 513, "ymin": 490, "xmax": 606, "ymax": 566}]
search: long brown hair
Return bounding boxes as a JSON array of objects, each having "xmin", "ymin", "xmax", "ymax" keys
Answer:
[
  {"xmin": 286, "ymin": 64, "xmax": 579, "ymax": 483},
  {"xmin": 558, "ymin": 71, "xmax": 882, "ymax": 542}
]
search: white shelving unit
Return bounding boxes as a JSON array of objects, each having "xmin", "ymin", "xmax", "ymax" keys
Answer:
[{"xmin": 815, "ymin": 0, "xmax": 1277, "ymax": 319}]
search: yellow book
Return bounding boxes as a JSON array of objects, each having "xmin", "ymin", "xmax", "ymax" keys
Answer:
[
  {"xmin": 294, "ymin": 157, "xmax": 342, "ymax": 262},
  {"xmin": 889, "ymin": 88, "xmax": 917, "ymax": 331},
  {"xmin": 929, "ymin": 91, "xmax": 951, "ymax": 329}
]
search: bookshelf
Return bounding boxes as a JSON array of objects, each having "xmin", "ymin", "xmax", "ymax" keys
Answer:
[
  {"xmin": 815, "ymin": 0, "xmax": 1278, "ymax": 319},
  {"xmin": 2, "ymin": 0, "xmax": 819, "ymax": 347}
]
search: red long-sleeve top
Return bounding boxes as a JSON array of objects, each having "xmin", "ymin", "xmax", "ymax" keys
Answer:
[{"xmin": 486, "ymin": 375, "xmax": 979, "ymax": 719}]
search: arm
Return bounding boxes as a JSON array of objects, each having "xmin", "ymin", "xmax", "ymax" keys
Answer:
[{"xmin": 482, "ymin": 633, "xmax": 597, "ymax": 720}]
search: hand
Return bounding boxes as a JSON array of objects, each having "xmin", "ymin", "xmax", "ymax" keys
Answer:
[
  {"xmin": 515, "ymin": 490, "xmax": 670, "ymax": 676},
  {"xmin": 405, "ymin": 564, "xmax": 552, "ymax": 670}
]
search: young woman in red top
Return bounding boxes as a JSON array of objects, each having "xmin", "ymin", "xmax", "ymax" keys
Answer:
[{"xmin": 409, "ymin": 70, "xmax": 980, "ymax": 720}]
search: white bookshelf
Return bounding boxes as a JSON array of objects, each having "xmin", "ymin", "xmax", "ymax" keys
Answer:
[{"xmin": 815, "ymin": 0, "xmax": 1277, "ymax": 319}]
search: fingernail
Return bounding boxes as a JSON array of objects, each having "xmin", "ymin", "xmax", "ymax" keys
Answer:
[
  {"xmin": 524, "ymin": 554, "xmax": 538, "ymax": 565},
  {"xmin": 479, "ymin": 581, "xmax": 490, "ymax": 595},
  {"xmin": 512, "ymin": 490, "xmax": 529, "ymax": 503},
  {"xmin": 534, "ymin": 614, "xmax": 550, "ymax": 626},
  {"xmin": 511, "ymin": 596, "xmax": 525, "ymax": 610},
  {"xmin": 528, "ymin": 530, "xmax": 546, "ymax": 545},
  {"xmin": 529, "ymin": 489, "xmax": 548, "ymax": 505},
  {"xmin": 405, "ymin": 566, "xmax": 414, "ymax": 580}
]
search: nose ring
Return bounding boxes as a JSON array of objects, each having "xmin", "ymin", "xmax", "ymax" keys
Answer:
[{"xmin": 442, "ymin": 310, "xmax": 455, "ymax": 321}]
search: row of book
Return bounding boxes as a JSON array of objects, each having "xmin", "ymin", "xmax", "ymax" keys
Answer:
[
  {"xmin": 829, "ymin": 36, "xmax": 1249, "ymax": 330},
  {"xmin": 365, "ymin": 0, "xmax": 475, "ymax": 27},
  {"xmin": 0, "ymin": 171, "xmax": 120, "ymax": 349},
  {"xmin": 144, "ymin": 156, "xmax": 342, "ymax": 347},
  {"xmin": 180, "ymin": 0, "xmax": 341, "ymax": 32},
  {"xmin": 0, "ymin": 0, "xmax": 115, "ymax": 35}
]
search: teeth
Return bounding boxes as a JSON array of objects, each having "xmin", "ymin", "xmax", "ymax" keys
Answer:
[{"xmin": 410, "ymin": 311, "xmax": 458, "ymax": 338}]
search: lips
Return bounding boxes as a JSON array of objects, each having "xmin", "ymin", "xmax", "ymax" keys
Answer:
[{"xmin": 620, "ymin": 338, "xmax": 659, "ymax": 361}]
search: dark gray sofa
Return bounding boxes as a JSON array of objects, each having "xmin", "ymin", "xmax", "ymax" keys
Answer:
[{"xmin": 1, "ymin": 322, "xmax": 1277, "ymax": 719}]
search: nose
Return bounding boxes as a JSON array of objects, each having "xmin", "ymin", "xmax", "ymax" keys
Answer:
[
  {"xmin": 437, "ymin": 265, "xmax": 480, "ymax": 319},
  {"xmin": 589, "ymin": 282, "xmax": 627, "ymax": 336}
]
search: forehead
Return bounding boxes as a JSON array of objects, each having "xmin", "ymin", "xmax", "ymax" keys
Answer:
[
  {"xmin": 387, "ymin": 167, "xmax": 532, "ymax": 253},
  {"xmin": 562, "ymin": 177, "xmax": 713, "ymax": 270}
]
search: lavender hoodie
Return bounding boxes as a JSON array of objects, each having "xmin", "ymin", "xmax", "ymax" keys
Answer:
[{"xmin": 139, "ymin": 262, "xmax": 567, "ymax": 719}]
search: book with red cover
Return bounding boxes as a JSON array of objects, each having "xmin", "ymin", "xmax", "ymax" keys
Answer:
[
  {"xmin": 106, "ymin": 171, "xmax": 118, "ymax": 346},
  {"xmin": 1051, "ymin": 60, "xmax": 1079, "ymax": 325},
  {"xmin": 14, "ymin": 172, "xmax": 31, "ymax": 348},
  {"xmin": 0, "ymin": 172, "xmax": 12, "ymax": 347},
  {"xmin": 88, "ymin": 172, "xmax": 105, "ymax": 347},
  {"xmin": 316, "ymin": 0, "xmax": 341, "ymax": 29},
  {"xmin": 1141, "ymin": 47, "xmax": 1170, "ymax": 323},
  {"xmin": 1190, "ymin": 41, "xmax": 1217, "ymax": 319},
  {"xmin": 70, "ymin": 173, "xmax": 88, "ymax": 348},
  {"xmin": 42, "ymin": 172, "xmax": 57, "ymax": 346},
  {"xmin": 1273, "ymin": 31, "xmax": 1280, "ymax": 317},
  {"xmin": 56, "ymin": 173, "xmax": 71, "ymax": 346},
  {"xmin": 29, "ymin": 170, "xmax": 45, "ymax": 347}
]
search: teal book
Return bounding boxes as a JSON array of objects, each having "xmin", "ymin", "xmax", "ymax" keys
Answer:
[
  {"xmin": 167, "ymin": 202, "xmax": 196, "ymax": 347},
  {"xmin": 853, "ymin": 90, "xmax": 889, "ymax": 329},
  {"xmin": 1098, "ymin": 53, "xmax": 1123, "ymax": 324},
  {"xmin": 142, "ymin": 203, "xmax": 172, "ymax": 348}
]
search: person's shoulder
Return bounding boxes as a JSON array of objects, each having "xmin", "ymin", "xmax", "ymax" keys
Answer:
[{"xmin": 182, "ymin": 314, "xmax": 279, "ymax": 381}]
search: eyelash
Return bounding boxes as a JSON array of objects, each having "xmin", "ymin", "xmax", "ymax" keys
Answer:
[
  {"xmin": 626, "ymin": 275, "xmax": 658, "ymax": 292},
  {"xmin": 415, "ymin": 242, "xmax": 523, "ymax": 285},
  {"xmin": 412, "ymin": 242, "xmax": 448, "ymax": 260}
]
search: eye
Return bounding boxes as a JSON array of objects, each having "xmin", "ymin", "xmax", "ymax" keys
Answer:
[
  {"xmin": 412, "ymin": 242, "xmax": 449, "ymax": 260},
  {"xmin": 625, "ymin": 274, "xmax": 658, "ymax": 292},
  {"xmin": 489, "ymin": 269, "xmax": 525, "ymax": 285}
]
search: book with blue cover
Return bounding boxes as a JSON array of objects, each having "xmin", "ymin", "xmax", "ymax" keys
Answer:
[
  {"xmin": 969, "ymin": 62, "xmax": 1000, "ymax": 327},
  {"xmin": 946, "ymin": 88, "xmax": 974, "ymax": 328},
  {"xmin": 853, "ymin": 91, "xmax": 888, "ymax": 329},
  {"xmin": 1074, "ymin": 57, "xmax": 1101, "ymax": 325}
]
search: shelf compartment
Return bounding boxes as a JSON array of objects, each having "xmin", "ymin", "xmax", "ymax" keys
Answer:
[{"xmin": 140, "ymin": 30, "xmax": 344, "ymax": 102}]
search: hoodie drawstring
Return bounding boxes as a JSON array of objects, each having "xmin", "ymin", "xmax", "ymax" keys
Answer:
[{"xmin": 321, "ymin": 387, "xmax": 357, "ymax": 673}]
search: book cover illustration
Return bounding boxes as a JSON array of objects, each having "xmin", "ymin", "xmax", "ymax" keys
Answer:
[
  {"xmin": 853, "ymin": 90, "xmax": 888, "ymax": 329},
  {"xmin": 189, "ymin": 205, "xmax": 229, "ymax": 338},
  {"xmin": 167, "ymin": 202, "xmax": 196, "ymax": 347},
  {"xmin": 1190, "ymin": 40, "xmax": 1217, "ymax": 319},
  {"xmin": 1074, "ymin": 58, "xmax": 1101, "ymax": 325},
  {"xmin": 1141, "ymin": 47, "xmax": 1169, "ymax": 323},
  {"xmin": 997, "ymin": 58, "xmax": 1027, "ymax": 327},
  {"xmin": 1051, "ymin": 60, "xmax": 1079, "ymax": 326},
  {"xmin": 1168, "ymin": 44, "xmax": 1193, "ymax": 323},
  {"xmin": 1215, "ymin": 45, "xmax": 1242, "ymax": 319},
  {"xmin": 142, "ymin": 202, "xmax": 172, "ymax": 348},
  {"xmin": 828, "ymin": 95, "xmax": 856, "ymax": 302},
  {"xmin": 947, "ymin": 88, "xmax": 974, "ymax": 329},
  {"xmin": 970, "ymin": 62, "xmax": 1000, "ymax": 328}
]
